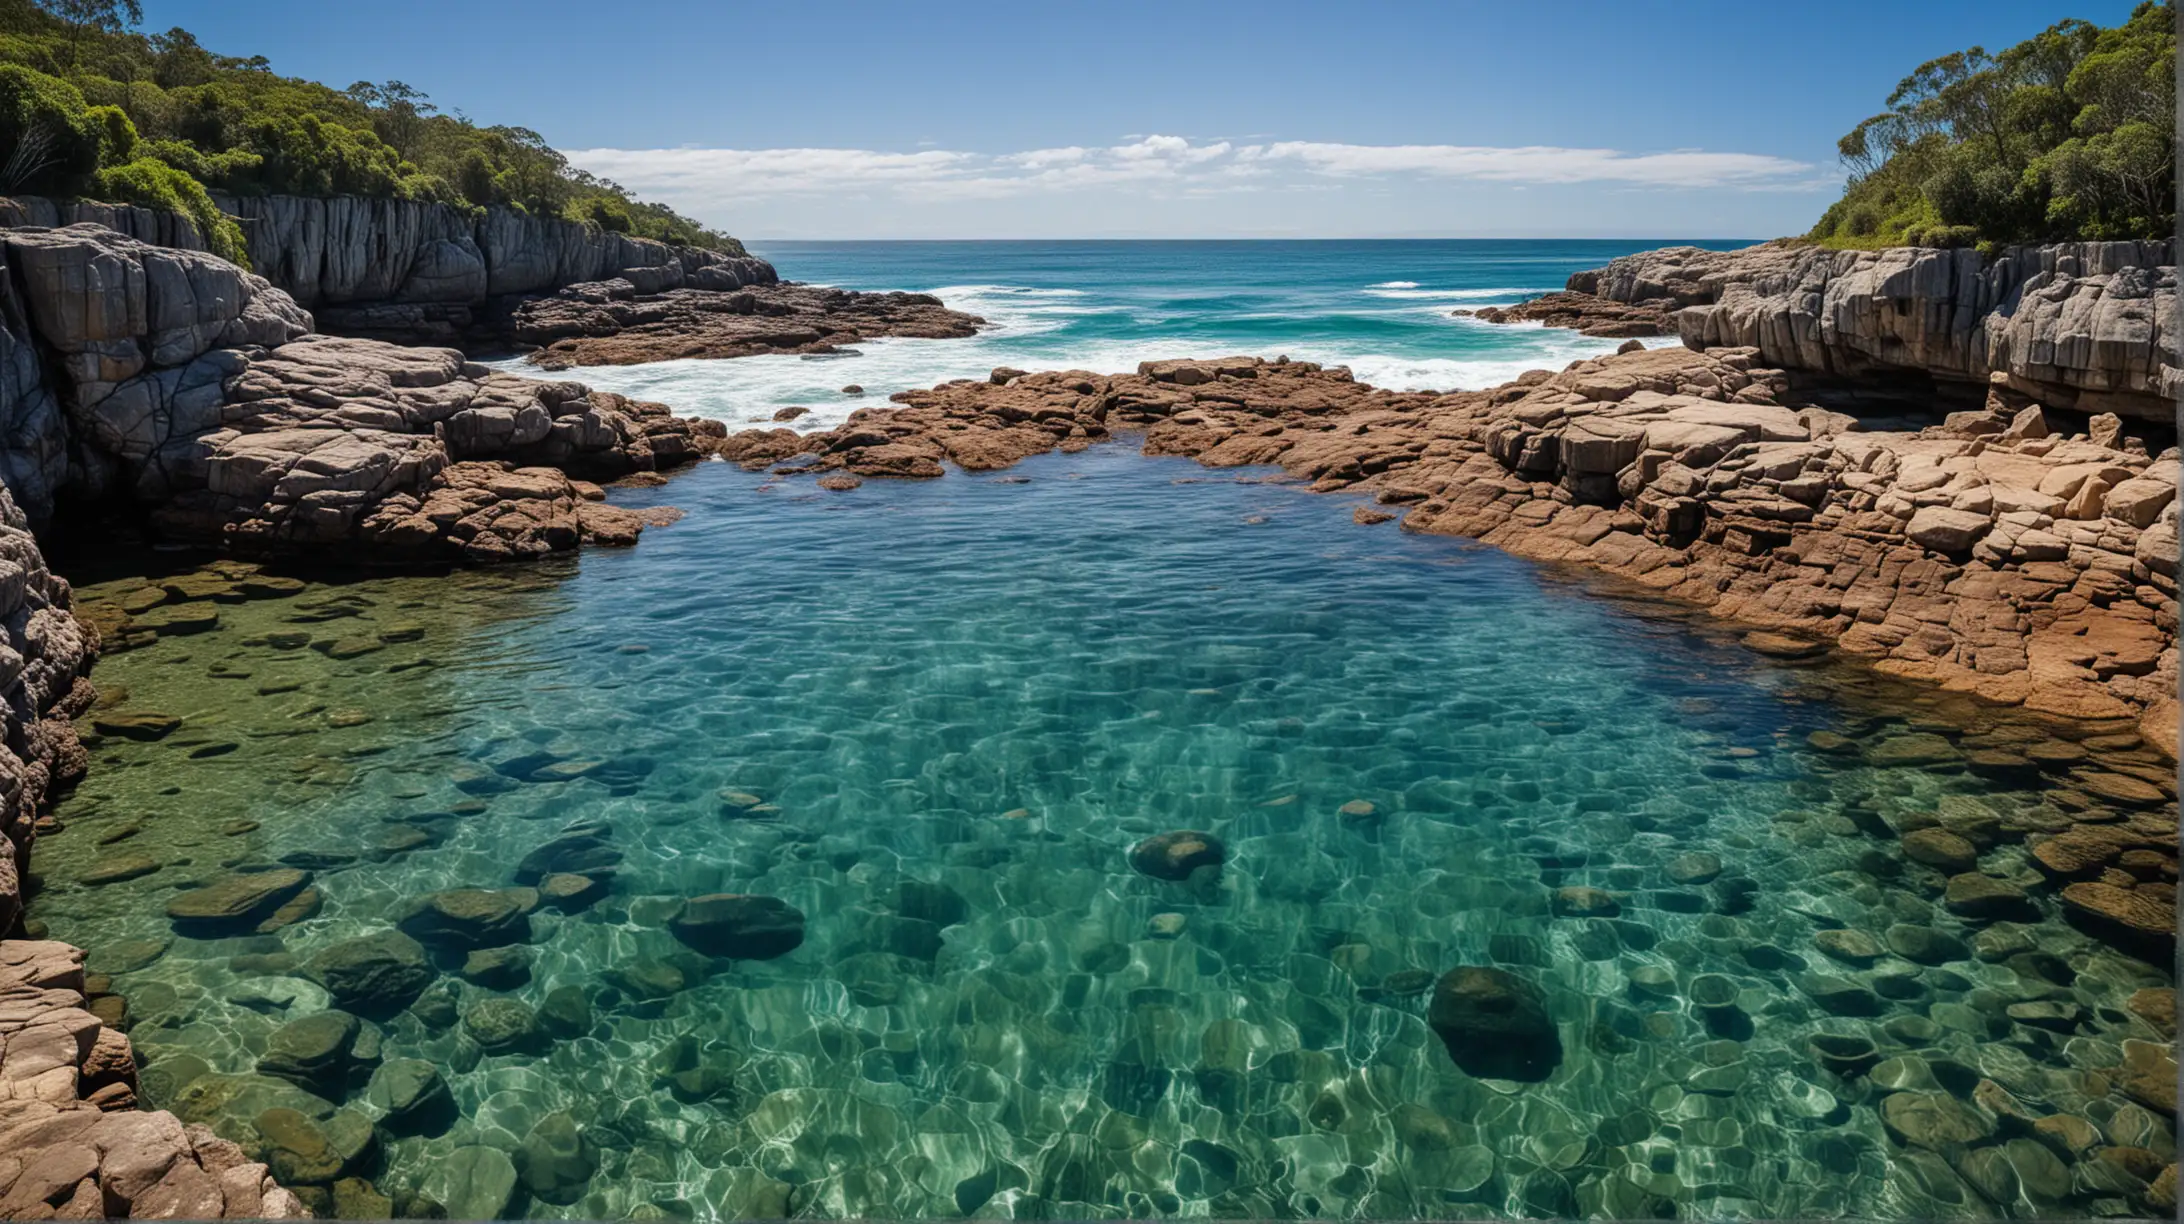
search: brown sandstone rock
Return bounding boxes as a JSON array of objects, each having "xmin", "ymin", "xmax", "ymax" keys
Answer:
[{"xmin": 517, "ymin": 282, "xmax": 983, "ymax": 369}]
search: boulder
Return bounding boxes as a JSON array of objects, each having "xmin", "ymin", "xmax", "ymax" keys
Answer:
[
  {"xmin": 1900, "ymin": 828, "xmax": 1978, "ymax": 873},
  {"xmin": 460, "ymin": 945, "xmax": 533, "ymax": 990},
  {"xmin": 1550, "ymin": 886, "xmax": 1620, "ymax": 918},
  {"xmin": 1426, "ymin": 966, "xmax": 1562, "ymax": 1082},
  {"xmin": 364, "ymin": 1058, "xmax": 453, "ymax": 1133},
  {"xmin": 1879, "ymin": 1090, "xmax": 1996, "ymax": 1151},
  {"xmin": 1906, "ymin": 506, "xmax": 1992, "ymax": 553}
]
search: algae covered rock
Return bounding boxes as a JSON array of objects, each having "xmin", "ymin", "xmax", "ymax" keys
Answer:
[
  {"xmin": 1426, "ymin": 966, "xmax": 1562, "ymax": 1082},
  {"xmin": 463, "ymin": 997, "xmax": 548, "ymax": 1055}
]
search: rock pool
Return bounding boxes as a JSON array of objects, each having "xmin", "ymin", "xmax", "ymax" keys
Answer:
[{"xmin": 31, "ymin": 449, "xmax": 2179, "ymax": 1219}]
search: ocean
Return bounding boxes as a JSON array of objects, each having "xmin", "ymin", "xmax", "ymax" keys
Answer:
[{"xmin": 520, "ymin": 239, "xmax": 1752, "ymax": 428}]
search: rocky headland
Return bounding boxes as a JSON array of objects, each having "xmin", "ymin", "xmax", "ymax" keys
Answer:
[
  {"xmin": 511, "ymin": 279, "xmax": 986, "ymax": 371},
  {"xmin": 1472, "ymin": 240, "xmax": 2176, "ymax": 425},
  {"xmin": 0, "ymin": 195, "xmax": 987, "ymax": 372},
  {"xmin": 0, "ymin": 223, "xmax": 720, "ymax": 557},
  {"xmin": 0, "ymin": 193, "xmax": 777, "ymax": 350},
  {"xmin": 1454, "ymin": 292, "xmax": 1676, "ymax": 337}
]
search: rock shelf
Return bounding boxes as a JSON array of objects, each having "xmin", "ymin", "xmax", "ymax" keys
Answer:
[
  {"xmin": 511, "ymin": 281, "xmax": 987, "ymax": 371},
  {"xmin": 1478, "ymin": 240, "xmax": 2177, "ymax": 422}
]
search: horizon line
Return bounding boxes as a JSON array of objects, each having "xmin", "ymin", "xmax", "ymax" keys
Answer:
[{"xmin": 737, "ymin": 235, "xmax": 1771, "ymax": 244}]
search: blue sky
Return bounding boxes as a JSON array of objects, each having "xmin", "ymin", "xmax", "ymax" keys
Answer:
[{"xmin": 147, "ymin": 0, "xmax": 2149, "ymax": 239}]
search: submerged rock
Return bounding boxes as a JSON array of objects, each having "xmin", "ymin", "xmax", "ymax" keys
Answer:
[
  {"xmin": 460, "ymin": 945, "xmax": 533, "ymax": 990},
  {"xmin": 1880, "ymin": 1090, "xmax": 1996, "ymax": 1151},
  {"xmin": 1426, "ymin": 966, "xmax": 1562, "ymax": 1082},
  {"xmin": 421, "ymin": 1145, "xmax": 519, "ymax": 1222},
  {"xmin": 307, "ymin": 930, "xmax": 434, "ymax": 1016},
  {"xmin": 1128, "ymin": 831, "xmax": 1226, "ymax": 881},
  {"xmin": 364, "ymin": 1058, "xmax": 453, "ymax": 1135},
  {"xmin": 165, "ymin": 868, "xmax": 312, "ymax": 934},
  {"xmin": 397, "ymin": 887, "xmax": 535, "ymax": 949},
  {"xmin": 463, "ymin": 997, "xmax": 547, "ymax": 1055},
  {"xmin": 255, "ymin": 1009, "xmax": 362, "ymax": 1095},
  {"xmin": 515, "ymin": 1111, "xmax": 598, "ymax": 1205},
  {"xmin": 1550, "ymin": 886, "xmax": 1620, "ymax": 918},
  {"xmin": 513, "ymin": 823, "xmax": 621, "ymax": 884},
  {"xmin": 668, "ymin": 894, "xmax": 807, "ymax": 959}
]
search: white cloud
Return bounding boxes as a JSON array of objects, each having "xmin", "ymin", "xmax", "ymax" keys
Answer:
[
  {"xmin": 569, "ymin": 134, "xmax": 1815, "ymax": 202},
  {"xmin": 563, "ymin": 134, "xmax": 1826, "ymax": 237},
  {"xmin": 1255, "ymin": 142, "xmax": 1816, "ymax": 188}
]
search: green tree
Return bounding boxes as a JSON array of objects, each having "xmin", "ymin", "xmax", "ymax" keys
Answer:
[
  {"xmin": 34, "ymin": 0, "xmax": 137, "ymax": 68},
  {"xmin": 1811, "ymin": 1, "xmax": 2174, "ymax": 250}
]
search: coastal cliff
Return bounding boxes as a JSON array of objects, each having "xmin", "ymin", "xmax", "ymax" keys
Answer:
[
  {"xmin": 0, "ymin": 223, "xmax": 720, "ymax": 551},
  {"xmin": 0, "ymin": 195, "xmax": 780, "ymax": 347},
  {"xmin": 1558, "ymin": 241, "xmax": 2177, "ymax": 423}
]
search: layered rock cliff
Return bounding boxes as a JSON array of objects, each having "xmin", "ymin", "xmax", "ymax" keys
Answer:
[
  {"xmin": 0, "ymin": 194, "xmax": 778, "ymax": 346},
  {"xmin": 0, "ymin": 223, "xmax": 719, "ymax": 556},
  {"xmin": 1563, "ymin": 241, "xmax": 2177, "ymax": 422}
]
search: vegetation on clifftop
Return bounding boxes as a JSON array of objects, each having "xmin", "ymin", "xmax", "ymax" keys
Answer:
[
  {"xmin": 1809, "ymin": 0, "xmax": 2174, "ymax": 251},
  {"xmin": 0, "ymin": 0, "xmax": 744, "ymax": 260}
]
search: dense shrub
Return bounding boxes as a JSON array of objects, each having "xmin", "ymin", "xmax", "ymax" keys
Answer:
[
  {"xmin": 0, "ymin": 61, "xmax": 99, "ymax": 193},
  {"xmin": 1809, "ymin": 1, "xmax": 2175, "ymax": 250},
  {"xmin": 91, "ymin": 155, "xmax": 245, "ymax": 261},
  {"xmin": 0, "ymin": 0, "xmax": 744, "ymax": 254}
]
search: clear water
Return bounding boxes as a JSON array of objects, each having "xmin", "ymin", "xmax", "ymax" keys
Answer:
[
  {"xmin": 494, "ymin": 239, "xmax": 1749, "ymax": 430},
  {"xmin": 39, "ymin": 452, "xmax": 2177, "ymax": 1221}
]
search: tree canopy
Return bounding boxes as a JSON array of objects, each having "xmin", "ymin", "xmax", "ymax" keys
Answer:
[
  {"xmin": 1809, "ymin": 1, "xmax": 2175, "ymax": 251},
  {"xmin": 0, "ymin": 0, "xmax": 743, "ymax": 261}
]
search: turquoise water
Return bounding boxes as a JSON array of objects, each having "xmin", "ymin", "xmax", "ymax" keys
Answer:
[
  {"xmin": 509, "ymin": 239, "xmax": 1749, "ymax": 430},
  {"xmin": 42, "ymin": 451, "xmax": 2178, "ymax": 1220}
]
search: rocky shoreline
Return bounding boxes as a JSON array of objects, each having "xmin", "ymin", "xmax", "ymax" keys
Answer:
[
  {"xmin": 1453, "ymin": 292, "xmax": 1677, "ymax": 337},
  {"xmin": 1469, "ymin": 240, "xmax": 2176, "ymax": 424},
  {"xmin": 510, "ymin": 280, "xmax": 986, "ymax": 371}
]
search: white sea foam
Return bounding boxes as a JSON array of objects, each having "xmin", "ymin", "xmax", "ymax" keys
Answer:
[
  {"xmin": 1359, "ymin": 285, "xmax": 1543, "ymax": 301},
  {"xmin": 493, "ymin": 271, "xmax": 1656, "ymax": 433},
  {"xmin": 1367, "ymin": 280, "xmax": 1421, "ymax": 289}
]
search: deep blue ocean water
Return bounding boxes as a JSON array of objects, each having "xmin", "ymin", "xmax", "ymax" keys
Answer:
[
  {"xmin": 524, "ymin": 239, "xmax": 1751, "ymax": 429},
  {"xmin": 40, "ymin": 242, "xmax": 2175, "ymax": 1221}
]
